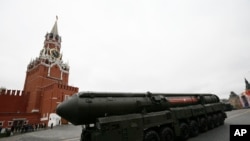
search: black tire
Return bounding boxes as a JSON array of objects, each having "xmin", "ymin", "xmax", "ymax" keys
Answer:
[
  {"xmin": 213, "ymin": 114, "xmax": 219, "ymax": 127},
  {"xmin": 199, "ymin": 117, "xmax": 208, "ymax": 132},
  {"xmin": 207, "ymin": 116, "xmax": 214, "ymax": 129},
  {"xmin": 179, "ymin": 123, "xmax": 190, "ymax": 141},
  {"xmin": 144, "ymin": 130, "xmax": 160, "ymax": 141},
  {"xmin": 160, "ymin": 127, "xmax": 174, "ymax": 141},
  {"xmin": 81, "ymin": 130, "xmax": 91, "ymax": 141},
  {"xmin": 218, "ymin": 113, "xmax": 225, "ymax": 125},
  {"xmin": 189, "ymin": 120, "xmax": 199, "ymax": 137}
]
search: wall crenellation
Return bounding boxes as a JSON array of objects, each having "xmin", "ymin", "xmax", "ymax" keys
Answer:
[
  {"xmin": 0, "ymin": 89, "xmax": 27, "ymax": 96},
  {"xmin": 0, "ymin": 89, "xmax": 29, "ymax": 113},
  {"xmin": 57, "ymin": 84, "xmax": 78, "ymax": 92}
]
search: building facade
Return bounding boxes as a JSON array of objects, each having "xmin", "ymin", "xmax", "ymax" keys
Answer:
[
  {"xmin": 0, "ymin": 19, "xmax": 78, "ymax": 128},
  {"xmin": 228, "ymin": 91, "xmax": 242, "ymax": 109},
  {"xmin": 239, "ymin": 79, "xmax": 250, "ymax": 108}
]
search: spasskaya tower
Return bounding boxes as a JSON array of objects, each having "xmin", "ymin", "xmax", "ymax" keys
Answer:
[{"xmin": 23, "ymin": 18, "xmax": 78, "ymax": 120}]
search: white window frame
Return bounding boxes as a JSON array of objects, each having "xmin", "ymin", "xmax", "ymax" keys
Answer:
[
  {"xmin": 0, "ymin": 121, "xmax": 4, "ymax": 126},
  {"xmin": 8, "ymin": 121, "xmax": 13, "ymax": 126},
  {"xmin": 64, "ymin": 95, "xmax": 70, "ymax": 101}
]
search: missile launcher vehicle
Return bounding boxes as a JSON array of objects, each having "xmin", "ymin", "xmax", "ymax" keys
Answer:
[{"xmin": 56, "ymin": 91, "xmax": 227, "ymax": 141}]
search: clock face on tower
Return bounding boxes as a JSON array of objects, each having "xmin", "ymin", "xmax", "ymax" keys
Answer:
[{"xmin": 50, "ymin": 49, "xmax": 60, "ymax": 59}]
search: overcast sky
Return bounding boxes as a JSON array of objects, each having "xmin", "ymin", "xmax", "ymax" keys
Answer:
[{"xmin": 0, "ymin": 0, "xmax": 250, "ymax": 99}]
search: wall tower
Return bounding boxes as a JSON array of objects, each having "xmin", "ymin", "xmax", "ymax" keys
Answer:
[
  {"xmin": 0, "ymin": 18, "xmax": 78, "ymax": 128},
  {"xmin": 23, "ymin": 18, "xmax": 76, "ymax": 114}
]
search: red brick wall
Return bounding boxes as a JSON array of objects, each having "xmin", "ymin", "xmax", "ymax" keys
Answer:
[
  {"xmin": 0, "ymin": 113, "xmax": 40, "ymax": 128},
  {"xmin": 0, "ymin": 90, "xmax": 29, "ymax": 113},
  {"xmin": 49, "ymin": 64, "xmax": 61, "ymax": 79},
  {"xmin": 24, "ymin": 64, "xmax": 62, "ymax": 112},
  {"xmin": 23, "ymin": 61, "xmax": 78, "ymax": 114},
  {"xmin": 0, "ymin": 68, "xmax": 78, "ymax": 128},
  {"xmin": 62, "ymin": 72, "xmax": 69, "ymax": 84},
  {"xmin": 39, "ymin": 83, "xmax": 78, "ymax": 119}
]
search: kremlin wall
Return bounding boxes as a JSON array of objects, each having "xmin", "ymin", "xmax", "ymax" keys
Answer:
[
  {"xmin": 0, "ymin": 19, "xmax": 78, "ymax": 129},
  {"xmin": 0, "ymin": 90, "xmax": 29, "ymax": 113}
]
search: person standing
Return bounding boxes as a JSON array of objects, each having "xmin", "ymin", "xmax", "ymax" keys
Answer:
[{"xmin": 50, "ymin": 123, "xmax": 53, "ymax": 129}]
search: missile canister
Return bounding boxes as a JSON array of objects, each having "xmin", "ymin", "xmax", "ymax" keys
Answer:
[{"xmin": 56, "ymin": 91, "xmax": 219, "ymax": 125}]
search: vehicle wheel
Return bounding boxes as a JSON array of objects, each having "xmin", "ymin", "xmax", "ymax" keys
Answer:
[
  {"xmin": 218, "ymin": 113, "xmax": 224, "ymax": 125},
  {"xmin": 207, "ymin": 116, "xmax": 214, "ymax": 129},
  {"xmin": 189, "ymin": 120, "xmax": 199, "ymax": 137},
  {"xmin": 199, "ymin": 117, "xmax": 208, "ymax": 132},
  {"xmin": 213, "ymin": 114, "xmax": 219, "ymax": 127},
  {"xmin": 179, "ymin": 123, "xmax": 190, "ymax": 141},
  {"xmin": 160, "ymin": 127, "xmax": 174, "ymax": 141},
  {"xmin": 81, "ymin": 130, "xmax": 91, "ymax": 141},
  {"xmin": 144, "ymin": 130, "xmax": 160, "ymax": 141}
]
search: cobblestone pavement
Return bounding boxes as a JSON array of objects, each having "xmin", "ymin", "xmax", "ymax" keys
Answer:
[{"xmin": 0, "ymin": 124, "xmax": 82, "ymax": 141}]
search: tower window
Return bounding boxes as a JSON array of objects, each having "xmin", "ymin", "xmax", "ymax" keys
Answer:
[
  {"xmin": 64, "ymin": 95, "xmax": 70, "ymax": 101},
  {"xmin": 49, "ymin": 33, "xmax": 53, "ymax": 39},
  {"xmin": 55, "ymin": 35, "xmax": 59, "ymax": 40}
]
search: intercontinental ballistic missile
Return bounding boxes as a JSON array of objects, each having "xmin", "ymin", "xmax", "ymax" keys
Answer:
[{"xmin": 56, "ymin": 91, "xmax": 220, "ymax": 125}]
